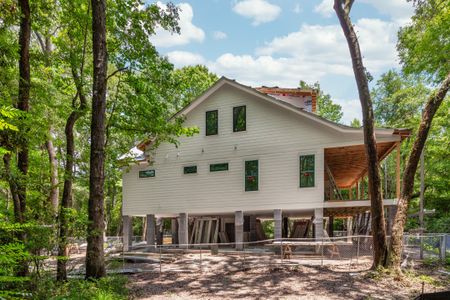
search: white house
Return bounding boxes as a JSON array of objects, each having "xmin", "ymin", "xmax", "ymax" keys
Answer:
[{"xmin": 121, "ymin": 77, "xmax": 409, "ymax": 250}]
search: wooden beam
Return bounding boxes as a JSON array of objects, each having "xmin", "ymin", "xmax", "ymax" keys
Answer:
[{"xmin": 396, "ymin": 142, "xmax": 401, "ymax": 199}]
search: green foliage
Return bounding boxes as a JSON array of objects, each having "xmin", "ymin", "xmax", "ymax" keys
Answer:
[
  {"xmin": 397, "ymin": 0, "xmax": 450, "ymax": 84},
  {"xmin": 32, "ymin": 275, "xmax": 128, "ymax": 300},
  {"xmin": 171, "ymin": 65, "xmax": 219, "ymax": 110},
  {"xmin": 372, "ymin": 70, "xmax": 450, "ymax": 232},
  {"xmin": 299, "ymin": 80, "xmax": 343, "ymax": 123},
  {"xmin": 350, "ymin": 118, "xmax": 361, "ymax": 128}
]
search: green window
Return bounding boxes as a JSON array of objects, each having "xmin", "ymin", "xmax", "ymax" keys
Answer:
[
  {"xmin": 300, "ymin": 155, "xmax": 315, "ymax": 188},
  {"xmin": 245, "ymin": 160, "xmax": 258, "ymax": 191},
  {"xmin": 183, "ymin": 165, "xmax": 197, "ymax": 174},
  {"xmin": 233, "ymin": 106, "xmax": 246, "ymax": 132},
  {"xmin": 139, "ymin": 169, "xmax": 155, "ymax": 178},
  {"xmin": 210, "ymin": 163, "xmax": 228, "ymax": 172},
  {"xmin": 206, "ymin": 110, "xmax": 218, "ymax": 136}
]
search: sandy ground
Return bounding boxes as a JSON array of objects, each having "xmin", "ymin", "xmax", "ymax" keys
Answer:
[
  {"xmin": 124, "ymin": 254, "xmax": 449, "ymax": 300},
  {"xmin": 57, "ymin": 249, "xmax": 449, "ymax": 299}
]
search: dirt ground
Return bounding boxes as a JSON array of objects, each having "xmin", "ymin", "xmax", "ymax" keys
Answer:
[{"xmin": 127, "ymin": 262, "xmax": 450, "ymax": 300}]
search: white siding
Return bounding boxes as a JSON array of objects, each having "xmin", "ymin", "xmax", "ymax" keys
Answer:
[{"xmin": 122, "ymin": 85, "xmax": 394, "ymax": 216}]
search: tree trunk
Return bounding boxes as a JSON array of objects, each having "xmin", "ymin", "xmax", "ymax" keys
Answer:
[
  {"xmin": 85, "ymin": 0, "xmax": 108, "ymax": 279},
  {"xmin": 57, "ymin": 111, "xmax": 81, "ymax": 281},
  {"xmin": 17, "ymin": 0, "xmax": 31, "ymax": 222},
  {"xmin": 3, "ymin": 154, "xmax": 22, "ymax": 223},
  {"xmin": 334, "ymin": 0, "xmax": 388, "ymax": 268},
  {"xmin": 45, "ymin": 138, "xmax": 59, "ymax": 214},
  {"xmin": 388, "ymin": 72, "xmax": 450, "ymax": 271}
]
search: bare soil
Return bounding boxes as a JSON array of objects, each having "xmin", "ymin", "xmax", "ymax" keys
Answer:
[{"xmin": 127, "ymin": 263, "xmax": 449, "ymax": 300}]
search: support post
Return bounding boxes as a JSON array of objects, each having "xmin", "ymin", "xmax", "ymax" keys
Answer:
[
  {"xmin": 171, "ymin": 218, "xmax": 178, "ymax": 245},
  {"xmin": 327, "ymin": 216, "xmax": 334, "ymax": 238},
  {"xmin": 249, "ymin": 215, "xmax": 257, "ymax": 242},
  {"xmin": 122, "ymin": 215, "xmax": 132, "ymax": 252},
  {"xmin": 282, "ymin": 216, "xmax": 289, "ymax": 238},
  {"xmin": 314, "ymin": 208, "xmax": 324, "ymax": 240},
  {"xmin": 274, "ymin": 209, "xmax": 282, "ymax": 241},
  {"xmin": 146, "ymin": 214, "xmax": 156, "ymax": 248},
  {"xmin": 235, "ymin": 211, "xmax": 244, "ymax": 250},
  {"xmin": 346, "ymin": 217, "xmax": 353, "ymax": 243},
  {"xmin": 396, "ymin": 142, "xmax": 401, "ymax": 200},
  {"xmin": 178, "ymin": 213, "xmax": 188, "ymax": 248}
]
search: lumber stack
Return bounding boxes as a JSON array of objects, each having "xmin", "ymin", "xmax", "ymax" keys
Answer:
[
  {"xmin": 290, "ymin": 219, "xmax": 311, "ymax": 238},
  {"xmin": 189, "ymin": 218, "xmax": 219, "ymax": 244},
  {"xmin": 255, "ymin": 219, "xmax": 267, "ymax": 240}
]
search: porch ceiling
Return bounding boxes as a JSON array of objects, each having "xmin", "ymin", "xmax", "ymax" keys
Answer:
[{"xmin": 325, "ymin": 142, "xmax": 396, "ymax": 188}]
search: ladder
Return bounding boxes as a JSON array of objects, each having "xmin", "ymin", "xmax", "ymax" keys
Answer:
[{"xmin": 325, "ymin": 164, "xmax": 343, "ymax": 200}]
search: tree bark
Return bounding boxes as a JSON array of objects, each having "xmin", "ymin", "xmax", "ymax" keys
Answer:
[
  {"xmin": 17, "ymin": 0, "xmax": 31, "ymax": 222},
  {"xmin": 334, "ymin": 0, "xmax": 388, "ymax": 268},
  {"xmin": 388, "ymin": 72, "xmax": 450, "ymax": 271},
  {"xmin": 85, "ymin": 0, "xmax": 108, "ymax": 279},
  {"xmin": 45, "ymin": 138, "xmax": 59, "ymax": 213}
]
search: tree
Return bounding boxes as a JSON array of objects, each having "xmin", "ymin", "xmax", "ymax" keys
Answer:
[
  {"xmin": 85, "ymin": 0, "xmax": 108, "ymax": 279},
  {"xmin": 334, "ymin": 0, "xmax": 388, "ymax": 268},
  {"xmin": 350, "ymin": 118, "xmax": 361, "ymax": 128},
  {"xmin": 388, "ymin": 0, "xmax": 450, "ymax": 271},
  {"xmin": 171, "ymin": 65, "xmax": 218, "ymax": 110},
  {"xmin": 299, "ymin": 80, "xmax": 343, "ymax": 123}
]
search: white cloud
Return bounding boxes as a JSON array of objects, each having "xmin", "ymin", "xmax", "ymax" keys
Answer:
[
  {"xmin": 361, "ymin": 0, "xmax": 414, "ymax": 24},
  {"xmin": 233, "ymin": 0, "xmax": 282, "ymax": 26},
  {"xmin": 314, "ymin": 0, "xmax": 333, "ymax": 18},
  {"xmin": 150, "ymin": 3, "xmax": 205, "ymax": 48},
  {"xmin": 167, "ymin": 51, "xmax": 205, "ymax": 67},
  {"xmin": 213, "ymin": 31, "xmax": 227, "ymax": 40},
  {"xmin": 256, "ymin": 19, "xmax": 399, "ymax": 74},
  {"xmin": 293, "ymin": 3, "xmax": 302, "ymax": 14}
]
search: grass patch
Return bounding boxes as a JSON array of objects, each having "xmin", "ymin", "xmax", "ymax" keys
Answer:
[{"xmin": 33, "ymin": 275, "xmax": 128, "ymax": 300}]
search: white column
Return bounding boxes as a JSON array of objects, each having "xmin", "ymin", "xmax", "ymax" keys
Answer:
[
  {"xmin": 122, "ymin": 215, "xmax": 132, "ymax": 252},
  {"xmin": 235, "ymin": 211, "xmax": 244, "ymax": 250},
  {"xmin": 314, "ymin": 208, "xmax": 324, "ymax": 240},
  {"xmin": 178, "ymin": 213, "xmax": 188, "ymax": 248},
  {"xmin": 145, "ymin": 214, "xmax": 156, "ymax": 247}
]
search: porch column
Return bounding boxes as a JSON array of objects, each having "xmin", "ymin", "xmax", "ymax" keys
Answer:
[
  {"xmin": 171, "ymin": 218, "xmax": 178, "ymax": 245},
  {"xmin": 314, "ymin": 208, "xmax": 324, "ymax": 240},
  {"xmin": 122, "ymin": 215, "xmax": 132, "ymax": 252},
  {"xmin": 235, "ymin": 211, "xmax": 244, "ymax": 250},
  {"xmin": 178, "ymin": 213, "xmax": 188, "ymax": 248},
  {"xmin": 274, "ymin": 209, "xmax": 282, "ymax": 240},
  {"xmin": 145, "ymin": 214, "xmax": 156, "ymax": 247}
]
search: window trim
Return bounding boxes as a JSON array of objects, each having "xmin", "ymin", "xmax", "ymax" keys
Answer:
[
  {"xmin": 244, "ymin": 159, "xmax": 259, "ymax": 192},
  {"xmin": 205, "ymin": 109, "xmax": 218, "ymax": 136},
  {"xmin": 183, "ymin": 165, "xmax": 198, "ymax": 175},
  {"xmin": 299, "ymin": 154, "xmax": 316, "ymax": 188},
  {"xmin": 138, "ymin": 169, "xmax": 155, "ymax": 179},
  {"xmin": 233, "ymin": 105, "xmax": 246, "ymax": 132},
  {"xmin": 209, "ymin": 162, "xmax": 229, "ymax": 172}
]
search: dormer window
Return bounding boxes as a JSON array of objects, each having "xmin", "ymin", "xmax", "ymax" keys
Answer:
[
  {"xmin": 233, "ymin": 105, "xmax": 246, "ymax": 132},
  {"xmin": 206, "ymin": 110, "xmax": 218, "ymax": 136}
]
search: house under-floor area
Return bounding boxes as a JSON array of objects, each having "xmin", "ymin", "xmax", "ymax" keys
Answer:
[{"xmin": 122, "ymin": 132, "xmax": 409, "ymax": 252}]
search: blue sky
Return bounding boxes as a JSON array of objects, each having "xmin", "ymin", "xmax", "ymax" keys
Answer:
[{"xmin": 149, "ymin": 0, "xmax": 415, "ymax": 124}]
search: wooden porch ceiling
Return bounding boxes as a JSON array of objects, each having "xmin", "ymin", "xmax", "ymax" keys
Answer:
[{"xmin": 325, "ymin": 142, "xmax": 397, "ymax": 188}]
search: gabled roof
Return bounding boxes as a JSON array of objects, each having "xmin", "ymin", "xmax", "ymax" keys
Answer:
[{"xmin": 137, "ymin": 76, "xmax": 410, "ymax": 151}]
